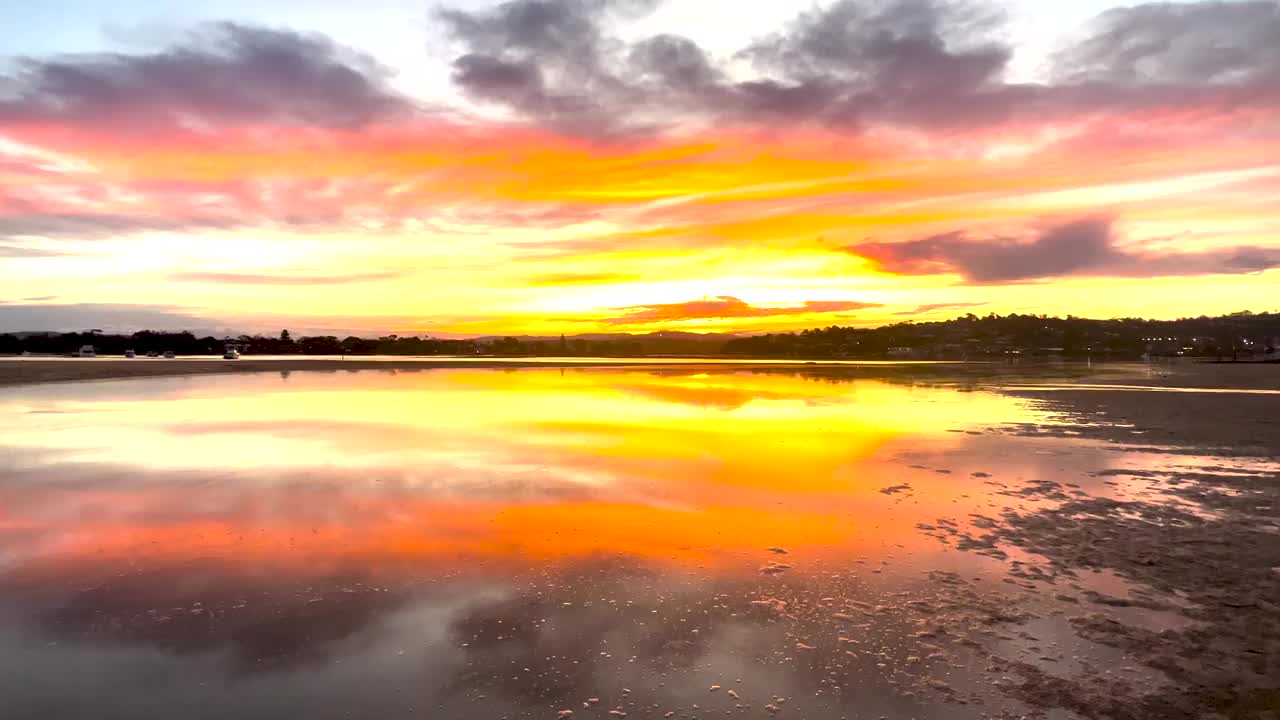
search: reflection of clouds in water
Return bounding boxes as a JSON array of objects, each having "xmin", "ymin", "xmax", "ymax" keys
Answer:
[
  {"xmin": 0, "ymin": 369, "xmax": 1046, "ymax": 483},
  {"xmin": 0, "ymin": 591, "xmax": 490, "ymax": 720},
  {"xmin": 613, "ymin": 380, "xmax": 760, "ymax": 411},
  {"xmin": 0, "ymin": 451, "xmax": 862, "ymax": 585},
  {"xmin": 2, "ymin": 370, "xmax": 1046, "ymax": 580},
  {"xmin": 1, "ymin": 552, "xmax": 1030, "ymax": 720},
  {"xmin": 3, "ymin": 368, "xmax": 1267, "ymax": 718},
  {"xmin": 32, "ymin": 559, "xmax": 413, "ymax": 674},
  {"xmin": 0, "ymin": 451, "xmax": 624, "ymax": 508}
]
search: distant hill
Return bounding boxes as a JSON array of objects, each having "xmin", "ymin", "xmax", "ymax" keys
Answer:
[
  {"xmin": 721, "ymin": 311, "xmax": 1280, "ymax": 360},
  {"xmin": 0, "ymin": 328, "xmax": 736, "ymax": 358},
  {"xmin": 475, "ymin": 330, "xmax": 734, "ymax": 342},
  {"xmin": 473, "ymin": 330, "xmax": 736, "ymax": 355}
]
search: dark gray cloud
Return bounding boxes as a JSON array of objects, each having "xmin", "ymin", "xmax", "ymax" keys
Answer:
[
  {"xmin": 437, "ymin": 0, "xmax": 664, "ymax": 136},
  {"xmin": 0, "ymin": 22, "xmax": 414, "ymax": 131},
  {"xmin": 170, "ymin": 270, "xmax": 407, "ymax": 285},
  {"xmin": 436, "ymin": 0, "xmax": 1017, "ymax": 134},
  {"xmin": 590, "ymin": 296, "xmax": 883, "ymax": 325},
  {"xmin": 434, "ymin": 0, "xmax": 1280, "ymax": 138},
  {"xmin": 848, "ymin": 217, "xmax": 1280, "ymax": 282},
  {"xmin": 1051, "ymin": 1, "xmax": 1280, "ymax": 87},
  {"xmin": 2, "ymin": 1, "xmax": 1271, "ymax": 143},
  {"xmin": 735, "ymin": 0, "xmax": 1013, "ymax": 127}
]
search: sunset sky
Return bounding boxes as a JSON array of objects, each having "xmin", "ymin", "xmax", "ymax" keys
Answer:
[{"xmin": 1, "ymin": 0, "xmax": 1277, "ymax": 336}]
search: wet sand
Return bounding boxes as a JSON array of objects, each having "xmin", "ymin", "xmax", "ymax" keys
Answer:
[{"xmin": 917, "ymin": 377, "xmax": 1280, "ymax": 718}]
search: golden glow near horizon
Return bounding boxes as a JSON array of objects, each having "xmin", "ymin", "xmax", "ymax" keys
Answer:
[
  {"xmin": 1, "ymin": 1, "xmax": 1279, "ymax": 335},
  {"xmin": 0, "ymin": 370, "xmax": 1051, "ymax": 574}
]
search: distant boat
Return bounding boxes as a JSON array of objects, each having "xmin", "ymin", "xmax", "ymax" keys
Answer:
[
  {"xmin": 76, "ymin": 345, "xmax": 96, "ymax": 358},
  {"xmin": 222, "ymin": 348, "xmax": 240, "ymax": 360},
  {"xmin": 124, "ymin": 350, "xmax": 136, "ymax": 358},
  {"xmin": 146, "ymin": 351, "xmax": 159, "ymax": 358},
  {"xmin": 163, "ymin": 350, "xmax": 176, "ymax": 359}
]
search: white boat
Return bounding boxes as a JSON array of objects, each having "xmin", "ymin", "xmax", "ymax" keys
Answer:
[
  {"xmin": 76, "ymin": 345, "xmax": 96, "ymax": 358},
  {"xmin": 223, "ymin": 348, "xmax": 240, "ymax": 360},
  {"xmin": 163, "ymin": 351, "xmax": 175, "ymax": 359},
  {"xmin": 124, "ymin": 350, "xmax": 136, "ymax": 358}
]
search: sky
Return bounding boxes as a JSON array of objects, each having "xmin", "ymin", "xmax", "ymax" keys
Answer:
[{"xmin": 0, "ymin": 0, "xmax": 1277, "ymax": 337}]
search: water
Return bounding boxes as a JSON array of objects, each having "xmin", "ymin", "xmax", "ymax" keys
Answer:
[
  {"xmin": 0, "ymin": 368, "xmax": 1266, "ymax": 719},
  {"xmin": 2, "ymin": 354, "xmax": 961, "ymax": 365}
]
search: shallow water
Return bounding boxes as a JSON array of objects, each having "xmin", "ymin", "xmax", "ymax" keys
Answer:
[{"xmin": 0, "ymin": 368, "xmax": 1271, "ymax": 719}]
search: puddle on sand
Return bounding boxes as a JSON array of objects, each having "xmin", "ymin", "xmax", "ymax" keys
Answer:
[{"xmin": 0, "ymin": 367, "xmax": 1272, "ymax": 719}]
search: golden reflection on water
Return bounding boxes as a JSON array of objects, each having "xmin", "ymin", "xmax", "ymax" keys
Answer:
[{"xmin": 0, "ymin": 369, "xmax": 1050, "ymax": 579}]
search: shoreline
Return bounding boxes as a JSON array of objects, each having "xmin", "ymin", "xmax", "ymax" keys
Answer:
[
  {"xmin": 0, "ymin": 357, "xmax": 968, "ymax": 389},
  {"xmin": 0, "ymin": 355, "xmax": 1274, "ymax": 390}
]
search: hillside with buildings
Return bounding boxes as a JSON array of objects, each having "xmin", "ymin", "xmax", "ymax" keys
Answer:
[
  {"xmin": 720, "ymin": 311, "xmax": 1280, "ymax": 360},
  {"xmin": 4, "ymin": 312, "xmax": 1278, "ymax": 361}
]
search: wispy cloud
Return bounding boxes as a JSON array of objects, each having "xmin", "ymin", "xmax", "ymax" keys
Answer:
[
  {"xmin": 524, "ymin": 272, "xmax": 641, "ymax": 286},
  {"xmin": 0, "ymin": 212, "xmax": 241, "ymax": 241},
  {"xmin": 0, "ymin": 302, "xmax": 212, "ymax": 333},
  {"xmin": 170, "ymin": 270, "xmax": 408, "ymax": 285},
  {"xmin": 894, "ymin": 302, "xmax": 989, "ymax": 317},
  {"xmin": 0, "ymin": 244, "xmax": 67, "ymax": 258}
]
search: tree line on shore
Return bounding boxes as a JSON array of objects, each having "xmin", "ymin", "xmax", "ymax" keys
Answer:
[
  {"xmin": 2, "ymin": 311, "xmax": 1277, "ymax": 359},
  {"xmin": 0, "ymin": 330, "xmax": 476, "ymax": 357},
  {"xmin": 721, "ymin": 311, "xmax": 1280, "ymax": 359},
  {"xmin": 0, "ymin": 329, "xmax": 645, "ymax": 357}
]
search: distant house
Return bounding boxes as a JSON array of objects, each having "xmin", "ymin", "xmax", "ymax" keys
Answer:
[{"xmin": 76, "ymin": 345, "xmax": 96, "ymax": 358}]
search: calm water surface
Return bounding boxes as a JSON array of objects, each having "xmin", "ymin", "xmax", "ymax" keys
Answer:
[{"xmin": 0, "ymin": 368, "xmax": 1245, "ymax": 719}]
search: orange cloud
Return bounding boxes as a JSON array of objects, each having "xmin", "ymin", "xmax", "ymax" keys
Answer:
[{"xmin": 573, "ymin": 296, "xmax": 883, "ymax": 325}]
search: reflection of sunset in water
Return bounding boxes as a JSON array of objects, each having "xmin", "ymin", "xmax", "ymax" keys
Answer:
[
  {"xmin": 0, "ymin": 370, "xmax": 1047, "ymax": 579},
  {"xmin": 2, "ymin": 368, "xmax": 1257, "ymax": 720}
]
